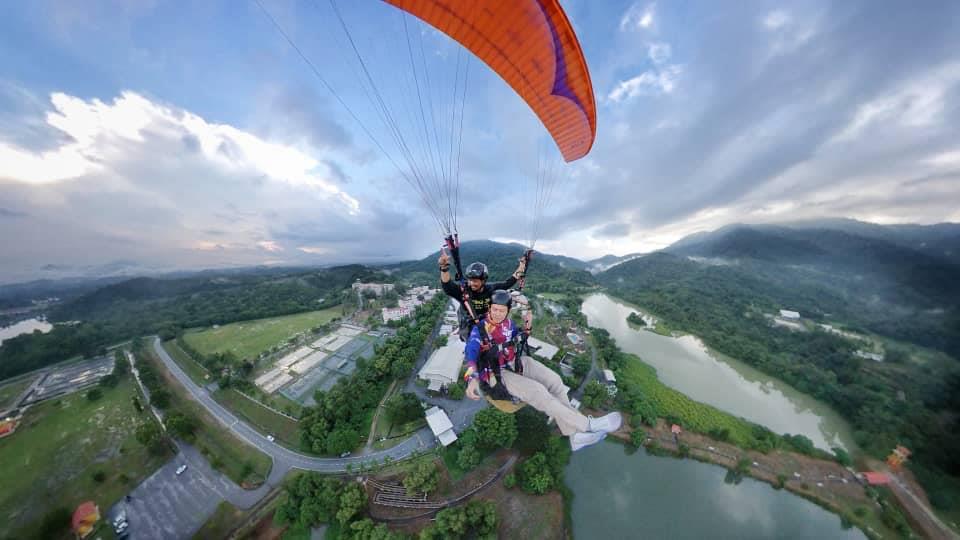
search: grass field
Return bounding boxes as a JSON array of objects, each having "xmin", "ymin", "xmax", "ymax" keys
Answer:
[
  {"xmin": 617, "ymin": 353, "xmax": 759, "ymax": 447},
  {"xmin": 142, "ymin": 348, "xmax": 272, "ymax": 486},
  {"xmin": 163, "ymin": 340, "xmax": 212, "ymax": 386},
  {"xmin": 183, "ymin": 307, "xmax": 342, "ymax": 359},
  {"xmin": 0, "ymin": 376, "xmax": 34, "ymax": 409},
  {"xmin": 214, "ymin": 388, "xmax": 301, "ymax": 449},
  {"xmin": 0, "ymin": 376, "xmax": 170, "ymax": 535}
]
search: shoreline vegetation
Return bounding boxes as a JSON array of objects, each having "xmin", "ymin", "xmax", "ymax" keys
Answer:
[{"xmin": 584, "ymin": 323, "xmax": 916, "ymax": 540}]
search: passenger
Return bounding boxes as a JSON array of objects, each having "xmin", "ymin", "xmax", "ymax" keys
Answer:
[{"xmin": 463, "ymin": 290, "xmax": 621, "ymax": 451}]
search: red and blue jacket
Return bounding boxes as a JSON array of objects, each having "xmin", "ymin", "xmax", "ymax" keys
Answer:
[{"xmin": 463, "ymin": 315, "xmax": 519, "ymax": 383}]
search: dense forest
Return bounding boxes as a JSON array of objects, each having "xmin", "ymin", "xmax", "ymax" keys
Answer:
[
  {"xmin": 598, "ymin": 252, "xmax": 960, "ymax": 510},
  {"xmin": 0, "ymin": 265, "xmax": 384, "ymax": 381}
]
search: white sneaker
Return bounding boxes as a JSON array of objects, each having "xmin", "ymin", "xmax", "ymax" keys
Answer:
[
  {"xmin": 570, "ymin": 431, "xmax": 607, "ymax": 452},
  {"xmin": 587, "ymin": 412, "xmax": 622, "ymax": 433}
]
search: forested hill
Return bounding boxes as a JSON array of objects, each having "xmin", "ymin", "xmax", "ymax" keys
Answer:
[
  {"xmin": 392, "ymin": 240, "xmax": 595, "ymax": 291},
  {"xmin": 665, "ymin": 222, "xmax": 960, "ymax": 304},
  {"xmin": 597, "ymin": 250, "xmax": 960, "ymax": 509},
  {"xmin": 50, "ymin": 264, "xmax": 378, "ymax": 333}
]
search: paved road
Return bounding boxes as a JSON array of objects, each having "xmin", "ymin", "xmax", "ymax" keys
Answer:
[{"xmin": 151, "ymin": 337, "xmax": 437, "ymax": 481}]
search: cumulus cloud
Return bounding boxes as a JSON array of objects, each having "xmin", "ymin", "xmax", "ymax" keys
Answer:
[
  {"xmin": 607, "ymin": 65, "xmax": 682, "ymax": 102},
  {"xmin": 0, "ymin": 89, "xmax": 435, "ymax": 282},
  {"xmin": 620, "ymin": 3, "xmax": 655, "ymax": 32}
]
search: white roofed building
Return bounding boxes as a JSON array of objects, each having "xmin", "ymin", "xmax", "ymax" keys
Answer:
[
  {"xmin": 352, "ymin": 282, "xmax": 395, "ymax": 296},
  {"xmin": 425, "ymin": 406, "xmax": 458, "ymax": 446},
  {"xmin": 526, "ymin": 337, "xmax": 560, "ymax": 361},
  {"xmin": 418, "ymin": 339, "xmax": 463, "ymax": 390},
  {"xmin": 779, "ymin": 309, "xmax": 801, "ymax": 320}
]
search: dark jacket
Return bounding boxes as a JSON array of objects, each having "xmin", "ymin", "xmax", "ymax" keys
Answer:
[{"xmin": 441, "ymin": 274, "xmax": 518, "ymax": 320}]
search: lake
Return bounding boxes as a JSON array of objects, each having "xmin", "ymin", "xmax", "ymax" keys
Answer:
[
  {"xmin": 0, "ymin": 318, "xmax": 53, "ymax": 346},
  {"xmin": 581, "ymin": 293, "xmax": 857, "ymax": 452}
]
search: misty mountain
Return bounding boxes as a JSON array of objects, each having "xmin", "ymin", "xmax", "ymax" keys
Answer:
[
  {"xmin": 393, "ymin": 240, "xmax": 594, "ymax": 288},
  {"xmin": 663, "ymin": 221, "xmax": 960, "ymax": 308},
  {"xmin": 585, "ymin": 252, "xmax": 646, "ymax": 274}
]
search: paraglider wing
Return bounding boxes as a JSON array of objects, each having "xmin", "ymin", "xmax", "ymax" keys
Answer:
[{"xmin": 383, "ymin": 0, "xmax": 597, "ymax": 162}]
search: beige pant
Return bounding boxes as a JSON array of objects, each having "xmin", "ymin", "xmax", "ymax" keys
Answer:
[{"xmin": 499, "ymin": 356, "xmax": 589, "ymax": 436}]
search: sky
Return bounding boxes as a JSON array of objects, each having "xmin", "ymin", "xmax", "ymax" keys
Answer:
[{"xmin": 1, "ymin": 0, "xmax": 959, "ymax": 284}]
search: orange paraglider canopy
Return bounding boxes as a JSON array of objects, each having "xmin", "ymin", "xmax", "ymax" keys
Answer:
[{"xmin": 383, "ymin": 0, "xmax": 597, "ymax": 162}]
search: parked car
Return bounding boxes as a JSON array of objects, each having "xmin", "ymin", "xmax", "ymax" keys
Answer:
[
  {"xmin": 266, "ymin": 435, "xmax": 275, "ymax": 442},
  {"xmin": 340, "ymin": 451, "xmax": 351, "ymax": 458},
  {"xmin": 176, "ymin": 464, "xmax": 188, "ymax": 475}
]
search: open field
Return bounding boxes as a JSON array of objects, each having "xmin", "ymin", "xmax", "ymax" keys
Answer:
[
  {"xmin": 617, "ymin": 353, "xmax": 761, "ymax": 447},
  {"xmin": 164, "ymin": 340, "xmax": 212, "ymax": 386},
  {"xmin": 141, "ymin": 348, "xmax": 272, "ymax": 486},
  {"xmin": 0, "ymin": 376, "xmax": 170, "ymax": 535},
  {"xmin": 183, "ymin": 307, "xmax": 342, "ymax": 360},
  {"xmin": 0, "ymin": 376, "xmax": 33, "ymax": 409},
  {"xmin": 214, "ymin": 388, "xmax": 300, "ymax": 449}
]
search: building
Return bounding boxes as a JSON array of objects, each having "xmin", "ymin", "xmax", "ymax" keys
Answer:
[
  {"xmin": 861, "ymin": 472, "xmax": 890, "ymax": 485},
  {"xmin": 779, "ymin": 309, "xmax": 801, "ymax": 320},
  {"xmin": 418, "ymin": 340, "xmax": 463, "ymax": 392},
  {"xmin": 352, "ymin": 282, "xmax": 395, "ymax": 296},
  {"xmin": 382, "ymin": 306, "xmax": 413, "ymax": 323},
  {"xmin": 527, "ymin": 336, "xmax": 560, "ymax": 361},
  {"xmin": 602, "ymin": 369, "xmax": 617, "ymax": 384},
  {"xmin": 425, "ymin": 406, "xmax": 458, "ymax": 446}
]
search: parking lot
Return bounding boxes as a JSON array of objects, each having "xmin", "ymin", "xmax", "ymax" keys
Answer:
[
  {"xmin": 21, "ymin": 356, "xmax": 114, "ymax": 405},
  {"xmin": 107, "ymin": 445, "xmax": 242, "ymax": 539}
]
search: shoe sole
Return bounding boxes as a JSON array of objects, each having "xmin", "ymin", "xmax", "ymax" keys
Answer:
[{"xmin": 571, "ymin": 432, "xmax": 607, "ymax": 452}]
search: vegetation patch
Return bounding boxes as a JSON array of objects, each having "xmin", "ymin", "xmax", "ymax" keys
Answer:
[
  {"xmin": 0, "ymin": 375, "xmax": 169, "ymax": 536},
  {"xmin": 137, "ymin": 342, "xmax": 272, "ymax": 486},
  {"xmin": 183, "ymin": 307, "xmax": 342, "ymax": 360},
  {"xmin": 214, "ymin": 388, "xmax": 300, "ymax": 448}
]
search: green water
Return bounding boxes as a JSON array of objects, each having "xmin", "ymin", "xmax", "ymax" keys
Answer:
[{"xmin": 567, "ymin": 441, "xmax": 865, "ymax": 539}]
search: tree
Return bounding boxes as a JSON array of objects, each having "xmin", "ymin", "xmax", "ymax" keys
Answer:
[
  {"xmin": 832, "ymin": 446, "xmax": 852, "ymax": 467},
  {"xmin": 456, "ymin": 443, "xmax": 480, "ymax": 471},
  {"xmin": 92, "ymin": 470, "xmax": 107, "ymax": 483},
  {"xmin": 472, "ymin": 408, "xmax": 517, "ymax": 450},
  {"xmin": 581, "ymin": 380, "xmax": 609, "ymax": 409},
  {"xmin": 135, "ymin": 421, "xmax": 166, "ymax": 454},
  {"xmin": 384, "ymin": 393, "xmax": 422, "ymax": 425},
  {"xmin": 36, "ymin": 507, "xmax": 71, "ymax": 540},
  {"xmin": 519, "ymin": 453, "xmax": 554, "ymax": 494},
  {"xmin": 403, "ymin": 461, "xmax": 439, "ymax": 496},
  {"xmin": 166, "ymin": 412, "xmax": 199, "ymax": 440},
  {"xmin": 86, "ymin": 388, "xmax": 103, "ymax": 401},
  {"xmin": 572, "ymin": 356, "xmax": 591, "ymax": 378},
  {"xmin": 336, "ymin": 482, "xmax": 368, "ymax": 525},
  {"xmin": 327, "ymin": 428, "xmax": 360, "ymax": 456},
  {"xmin": 504, "ymin": 473, "xmax": 517, "ymax": 489},
  {"xmin": 434, "ymin": 507, "xmax": 469, "ymax": 538},
  {"xmin": 150, "ymin": 388, "xmax": 172, "ymax": 409}
]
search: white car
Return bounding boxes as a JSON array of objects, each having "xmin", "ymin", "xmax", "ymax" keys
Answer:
[
  {"xmin": 266, "ymin": 435, "xmax": 275, "ymax": 442},
  {"xmin": 175, "ymin": 464, "xmax": 188, "ymax": 475}
]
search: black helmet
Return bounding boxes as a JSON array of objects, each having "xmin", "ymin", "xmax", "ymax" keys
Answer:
[
  {"xmin": 491, "ymin": 289, "xmax": 512, "ymax": 309},
  {"xmin": 465, "ymin": 262, "xmax": 488, "ymax": 280}
]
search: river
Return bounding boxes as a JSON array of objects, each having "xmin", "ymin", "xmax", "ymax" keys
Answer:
[
  {"xmin": 581, "ymin": 293, "xmax": 857, "ymax": 452},
  {"xmin": 567, "ymin": 440, "xmax": 864, "ymax": 539},
  {"xmin": 0, "ymin": 318, "xmax": 53, "ymax": 346}
]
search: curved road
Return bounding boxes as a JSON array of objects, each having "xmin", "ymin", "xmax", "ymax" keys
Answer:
[{"xmin": 151, "ymin": 337, "xmax": 437, "ymax": 487}]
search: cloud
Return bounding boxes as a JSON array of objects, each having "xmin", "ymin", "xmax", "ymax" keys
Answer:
[
  {"xmin": 620, "ymin": 3, "xmax": 655, "ymax": 31},
  {"xmin": 593, "ymin": 222, "xmax": 631, "ymax": 238},
  {"xmin": 762, "ymin": 10, "xmax": 791, "ymax": 30},
  {"xmin": 607, "ymin": 65, "xmax": 682, "ymax": 102},
  {"xmin": 648, "ymin": 42, "xmax": 671, "ymax": 65},
  {"xmin": 0, "ymin": 89, "xmax": 436, "ymax": 282}
]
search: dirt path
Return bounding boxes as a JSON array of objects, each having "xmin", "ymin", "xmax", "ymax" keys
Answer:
[{"xmin": 365, "ymin": 380, "xmax": 399, "ymax": 451}]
